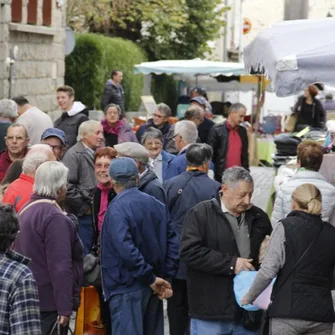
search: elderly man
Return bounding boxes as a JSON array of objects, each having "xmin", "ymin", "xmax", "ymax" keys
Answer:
[
  {"xmin": 272, "ymin": 140, "xmax": 335, "ymax": 227},
  {"xmin": 2, "ymin": 144, "xmax": 55, "ymax": 212},
  {"xmin": 101, "ymin": 157, "xmax": 179, "ymax": 335},
  {"xmin": 40, "ymin": 128, "xmax": 67, "ymax": 161},
  {"xmin": 189, "ymin": 96, "xmax": 215, "ymax": 143},
  {"xmin": 141, "ymin": 127, "xmax": 175, "ymax": 183},
  {"xmin": 208, "ymin": 102, "xmax": 249, "ymax": 183},
  {"xmin": 0, "ymin": 124, "xmax": 29, "ymax": 182},
  {"xmin": 0, "ymin": 99, "xmax": 18, "ymax": 151},
  {"xmin": 62, "ymin": 120, "xmax": 104, "ymax": 255},
  {"xmin": 184, "ymin": 105, "xmax": 205, "ymax": 129},
  {"xmin": 164, "ymin": 143, "xmax": 221, "ymax": 335},
  {"xmin": 101, "ymin": 69, "xmax": 125, "ymax": 113},
  {"xmin": 0, "ymin": 204, "xmax": 41, "ymax": 335},
  {"xmin": 165, "ymin": 120, "xmax": 198, "ymax": 180},
  {"xmin": 13, "ymin": 96, "xmax": 53, "ymax": 145},
  {"xmin": 114, "ymin": 142, "xmax": 166, "ymax": 203},
  {"xmin": 180, "ymin": 166, "xmax": 272, "ymax": 334},
  {"xmin": 54, "ymin": 85, "xmax": 89, "ymax": 148},
  {"xmin": 136, "ymin": 103, "xmax": 176, "ymax": 152}
]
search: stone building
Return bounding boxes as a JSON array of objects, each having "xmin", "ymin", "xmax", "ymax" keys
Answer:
[{"xmin": 0, "ymin": 0, "xmax": 66, "ymax": 113}]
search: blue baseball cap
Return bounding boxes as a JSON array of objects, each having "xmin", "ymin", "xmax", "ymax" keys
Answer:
[
  {"xmin": 41, "ymin": 128, "xmax": 67, "ymax": 146},
  {"xmin": 190, "ymin": 96, "xmax": 213, "ymax": 114},
  {"xmin": 109, "ymin": 157, "xmax": 138, "ymax": 181}
]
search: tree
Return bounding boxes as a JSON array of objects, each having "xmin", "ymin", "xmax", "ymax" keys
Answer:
[{"xmin": 66, "ymin": 0, "xmax": 228, "ymax": 60}]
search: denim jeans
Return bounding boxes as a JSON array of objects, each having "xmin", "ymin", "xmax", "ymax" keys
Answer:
[
  {"xmin": 108, "ymin": 287, "xmax": 163, "ymax": 335},
  {"xmin": 191, "ymin": 318, "xmax": 258, "ymax": 335},
  {"xmin": 78, "ymin": 215, "xmax": 93, "ymax": 256}
]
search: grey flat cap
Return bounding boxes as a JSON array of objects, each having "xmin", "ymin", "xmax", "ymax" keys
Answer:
[{"xmin": 114, "ymin": 142, "xmax": 149, "ymax": 165}]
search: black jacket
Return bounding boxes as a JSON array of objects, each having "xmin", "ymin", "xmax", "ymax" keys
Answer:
[
  {"xmin": 198, "ymin": 117, "xmax": 215, "ymax": 143},
  {"xmin": 180, "ymin": 199, "xmax": 272, "ymax": 321},
  {"xmin": 54, "ymin": 108, "xmax": 89, "ymax": 148},
  {"xmin": 269, "ymin": 211, "xmax": 335, "ymax": 322},
  {"xmin": 164, "ymin": 170, "xmax": 221, "ymax": 279},
  {"xmin": 293, "ymin": 96, "xmax": 326, "ymax": 131},
  {"xmin": 101, "ymin": 79, "xmax": 125, "ymax": 113},
  {"xmin": 207, "ymin": 121, "xmax": 249, "ymax": 182},
  {"xmin": 92, "ymin": 187, "xmax": 116, "ymax": 245},
  {"xmin": 138, "ymin": 168, "xmax": 166, "ymax": 204}
]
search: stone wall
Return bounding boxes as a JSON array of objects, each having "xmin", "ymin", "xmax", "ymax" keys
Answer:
[{"xmin": 0, "ymin": 0, "xmax": 66, "ymax": 113}]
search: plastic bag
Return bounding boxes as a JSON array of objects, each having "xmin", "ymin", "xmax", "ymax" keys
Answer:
[{"xmin": 234, "ymin": 271, "xmax": 275, "ymax": 311}]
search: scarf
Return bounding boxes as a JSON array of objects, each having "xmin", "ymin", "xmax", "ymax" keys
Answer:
[
  {"xmin": 102, "ymin": 119, "xmax": 124, "ymax": 136},
  {"xmin": 97, "ymin": 183, "xmax": 112, "ymax": 231}
]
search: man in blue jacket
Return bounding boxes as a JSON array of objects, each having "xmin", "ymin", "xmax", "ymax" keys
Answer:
[
  {"xmin": 164, "ymin": 143, "xmax": 221, "ymax": 335},
  {"xmin": 101, "ymin": 157, "xmax": 179, "ymax": 335},
  {"xmin": 114, "ymin": 142, "xmax": 166, "ymax": 203}
]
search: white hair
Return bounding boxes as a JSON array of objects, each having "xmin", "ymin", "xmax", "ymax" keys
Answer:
[
  {"xmin": 22, "ymin": 144, "xmax": 53, "ymax": 174},
  {"xmin": 0, "ymin": 99, "xmax": 18, "ymax": 118},
  {"xmin": 33, "ymin": 161, "xmax": 69, "ymax": 198},
  {"xmin": 77, "ymin": 120, "xmax": 101, "ymax": 142},
  {"xmin": 174, "ymin": 120, "xmax": 198, "ymax": 144}
]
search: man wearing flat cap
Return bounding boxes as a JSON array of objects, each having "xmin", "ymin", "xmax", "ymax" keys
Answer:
[
  {"xmin": 114, "ymin": 142, "xmax": 166, "ymax": 203},
  {"xmin": 100, "ymin": 157, "xmax": 179, "ymax": 335}
]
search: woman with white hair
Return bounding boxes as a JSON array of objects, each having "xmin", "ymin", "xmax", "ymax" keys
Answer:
[
  {"xmin": 0, "ymin": 98, "xmax": 17, "ymax": 151},
  {"xmin": 14, "ymin": 161, "xmax": 83, "ymax": 335}
]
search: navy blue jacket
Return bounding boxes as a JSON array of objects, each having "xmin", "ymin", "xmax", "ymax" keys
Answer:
[
  {"xmin": 101, "ymin": 188, "xmax": 179, "ymax": 300},
  {"xmin": 164, "ymin": 171, "xmax": 221, "ymax": 279},
  {"xmin": 161, "ymin": 150, "xmax": 175, "ymax": 182},
  {"xmin": 138, "ymin": 169, "xmax": 166, "ymax": 204},
  {"xmin": 165, "ymin": 147, "xmax": 215, "ymax": 181}
]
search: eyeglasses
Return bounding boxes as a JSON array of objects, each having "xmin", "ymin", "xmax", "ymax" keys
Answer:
[
  {"xmin": 173, "ymin": 134, "xmax": 182, "ymax": 142},
  {"xmin": 145, "ymin": 141, "xmax": 163, "ymax": 147},
  {"xmin": 95, "ymin": 163, "xmax": 110, "ymax": 169},
  {"xmin": 47, "ymin": 144, "xmax": 64, "ymax": 152}
]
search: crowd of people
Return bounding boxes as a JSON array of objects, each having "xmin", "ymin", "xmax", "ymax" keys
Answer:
[{"xmin": 1, "ymin": 76, "xmax": 335, "ymax": 335}]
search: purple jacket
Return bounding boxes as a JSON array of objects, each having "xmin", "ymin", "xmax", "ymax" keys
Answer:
[{"xmin": 14, "ymin": 194, "xmax": 83, "ymax": 316}]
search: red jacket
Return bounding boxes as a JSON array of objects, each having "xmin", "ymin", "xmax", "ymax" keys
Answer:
[
  {"xmin": 0, "ymin": 150, "xmax": 13, "ymax": 182},
  {"xmin": 2, "ymin": 173, "xmax": 34, "ymax": 212}
]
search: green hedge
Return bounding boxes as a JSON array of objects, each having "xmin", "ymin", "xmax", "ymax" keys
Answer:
[
  {"xmin": 151, "ymin": 74, "xmax": 178, "ymax": 115},
  {"xmin": 65, "ymin": 33, "xmax": 147, "ymax": 111}
]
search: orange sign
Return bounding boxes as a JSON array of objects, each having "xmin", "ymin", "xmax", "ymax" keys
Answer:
[{"xmin": 243, "ymin": 17, "xmax": 252, "ymax": 35}]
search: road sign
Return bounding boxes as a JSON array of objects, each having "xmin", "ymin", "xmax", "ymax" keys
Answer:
[{"xmin": 243, "ymin": 18, "xmax": 252, "ymax": 35}]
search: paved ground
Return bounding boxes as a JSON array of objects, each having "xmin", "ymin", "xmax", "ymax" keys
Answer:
[{"xmin": 72, "ymin": 166, "xmax": 276, "ymax": 334}]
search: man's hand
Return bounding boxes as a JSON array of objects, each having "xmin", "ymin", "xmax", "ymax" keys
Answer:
[
  {"xmin": 150, "ymin": 277, "xmax": 173, "ymax": 299},
  {"xmin": 57, "ymin": 315, "xmax": 70, "ymax": 326},
  {"xmin": 234, "ymin": 258, "xmax": 255, "ymax": 275}
]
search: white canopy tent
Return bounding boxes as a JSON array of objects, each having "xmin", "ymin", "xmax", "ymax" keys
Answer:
[
  {"xmin": 134, "ymin": 58, "xmax": 245, "ymax": 76},
  {"xmin": 244, "ymin": 18, "xmax": 335, "ymax": 97}
]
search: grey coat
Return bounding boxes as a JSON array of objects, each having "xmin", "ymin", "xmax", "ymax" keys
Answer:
[{"xmin": 62, "ymin": 142, "xmax": 97, "ymax": 216}]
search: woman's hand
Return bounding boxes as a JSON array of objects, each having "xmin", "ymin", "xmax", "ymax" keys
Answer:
[{"xmin": 241, "ymin": 295, "xmax": 249, "ymax": 306}]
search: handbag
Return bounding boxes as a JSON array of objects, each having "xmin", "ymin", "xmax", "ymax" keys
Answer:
[
  {"xmin": 260, "ymin": 224, "xmax": 324, "ymax": 335},
  {"xmin": 284, "ymin": 114, "xmax": 297, "ymax": 132},
  {"xmin": 49, "ymin": 321, "xmax": 74, "ymax": 335},
  {"xmin": 83, "ymin": 244, "xmax": 101, "ymax": 287}
]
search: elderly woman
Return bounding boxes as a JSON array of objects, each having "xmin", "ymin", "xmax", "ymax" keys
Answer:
[
  {"xmin": 294, "ymin": 85, "xmax": 326, "ymax": 131},
  {"xmin": 91, "ymin": 147, "xmax": 117, "ymax": 335},
  {"xmin": 141, "ymin": 127, "xmax": 175, "ymax": 183},
  {"xmin": 101, "ymin": 103, "xmax": 138, "ymax": 146},
  {"xmin": 242, "ymin": 184, "xmax": 335, "ymax": 335},
  {"xmin": 14, "ymin": 161, "xmax": 83, "ymax": 335}
]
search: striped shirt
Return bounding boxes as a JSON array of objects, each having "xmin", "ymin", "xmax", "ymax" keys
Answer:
[{"xmin": 0, "ymin": 250, "xmax": 41, "ymax": 335}]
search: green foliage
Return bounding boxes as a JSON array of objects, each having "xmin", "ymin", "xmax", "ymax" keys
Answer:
[
  {"xmin": 67, "ymin": 0, "xmax": 228, "ymax": 61},
  {"xmin": 151, "ymin": 75, "xmax": 178, "ymax": 115},
  {"xmin": 65, "ymin": 33, "xmax": 147, "ymax": 111}
]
